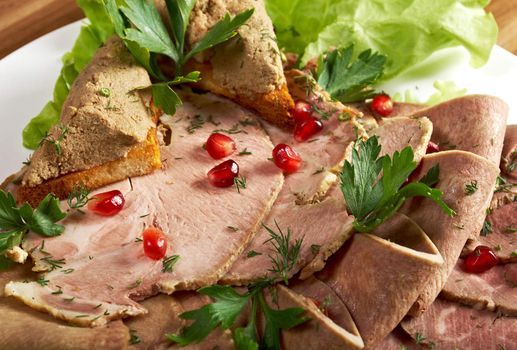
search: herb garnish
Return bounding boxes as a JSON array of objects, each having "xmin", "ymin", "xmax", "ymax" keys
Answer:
[
  {"xmin": 339, "ymin": 136, "xmax": 454, "ymax": 233},
  {"xmin": 129, "ymin": 329, "xmax": 141, "ymax": 345},
  {"xmin": 0, "ymin": 190, "xmax": 67, "ymax": 255},
  {"xmin": 105, "ymin": 0, "xmax": 253, "ymax": 115},
  {"xmin": 98, "ymin": 87, "xmax": 111, "ymax": 97},
  {"xmin": 247, "ymin": 250, "xmax": 262, "ymax": 258},
  {"xmin": 67, "ymin": 185, "xmax": 91, "ymax": 212},
  {"xmin": 234, "ymin": 176, "xmax": 247, "ymax": 194},
  {"xmin": 481, "ymin": 220, "xmax": 492, "ymax": 236},
  {"xmin": 168, "ymin": 222, "xmax": 308, "ymax": 349},
  {"xmin": 42, "ymin": 124, "xmax": 68, "ymax": 155},
  {"xmin": 317, "ymin": 45, "xmax": 386, "ymax": 103},
  {"xmin": 238, "ymin": 148, "xmax": 252, "ymax": 156},
  {"xmin": 187, "ymin": 115, "xmax": 205, "ymax": 134},
  {"xmin": 310, "ymin": 244, "xmax": 321, "ymax": 255},
  {"xmin": 36, "ymin": 277, "xmax": 50, "ymax": 287},
  {"xmin": 465, "ymin": 180, "xmax": 478, "ymax": 195},
  {"xmin": 41, "ymin": 256, "xmax": 66, "ymax": 271},
  {"xmin": 162, "ymin": 255, "xmax": 180, "ymax": 273}
]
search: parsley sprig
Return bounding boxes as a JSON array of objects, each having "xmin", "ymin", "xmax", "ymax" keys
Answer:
[
  {"xmin": 340, "ymin": 136, "xmax": 455, "ymax": 233},
  {"xmin": 317, "ymin": 45, "xmax": 386, "ymax": 103},
  {"xmin": 167, "ymin": 222, "xmax": 308, "ymax": 350},
  {"xmin": 105, "ymin": 0, "xmax": 253, "ymax": 115},
  {"xmin": 0, "ymin": 190, "xmax": 67, "ymax": 255}
]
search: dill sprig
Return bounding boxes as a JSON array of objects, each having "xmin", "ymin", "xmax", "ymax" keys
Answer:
[{"xmin": 67, "ymin": 185, "xmax": 91, "ymax": 212}]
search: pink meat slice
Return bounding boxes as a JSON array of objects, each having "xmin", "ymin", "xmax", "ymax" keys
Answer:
[
  {"xmin": 221, "ymin": 119, "xmax": 358, "ymax": 285},
  {"xmin": 465, "ymin": 201, "xmax": 517, "ymax": 263},
  {"xmin": 441, "ymin": 262, "xmax": 517, "ymax": 316},
  {"xmin": 5, "ymin": 92, "xmax": 284, "ymax": 326},
  {"xmin": 402, "ymin": 298, "xmax": 517, "ymax": 349}
]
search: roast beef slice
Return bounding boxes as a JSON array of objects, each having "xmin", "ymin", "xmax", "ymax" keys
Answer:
[
  {"xmin": 409, "ymin": 95, "xmax": 508, "ymax": 164},
  {"xmin": 465, "ymin": 201, "xmax": 517, "ymax": 263},
  {"xmin": 5, "ymin": 92, "xmax": 284, "ymax": 326},
  {"xmin": 402, "ymin": 298, "xmax": 517, "ymax": 350},
  {"xmin": 441, "ymin": 263, "xmax": 517, "ymax": 316},
  {"xmin": 402, "ymin": 151, "xmax": 500, "ymax": 313},
  {"xmin": 316, "ymin": 213, "xmax": 443, "ymax": 348},
  {"xmin": 0, "ymin": 264, "xmax": 129, "ymax": 350}
]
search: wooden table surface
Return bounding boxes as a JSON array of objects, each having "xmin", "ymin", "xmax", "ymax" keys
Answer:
[{"xmin": 0, "ymin": 0, "xmax": 516, "ymax": 59}]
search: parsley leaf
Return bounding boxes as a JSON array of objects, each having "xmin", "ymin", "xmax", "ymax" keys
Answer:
[
  {"xmin": 318, "ymin": 45, "xmax": 386, "ymax": 103},
  {"xmin": 167, "ymin": 285, "xmax": 250, "ymax": 346},
  {"xmin": 340, "ymin": 136, "xmax": 455, "ymax": 233},
  {"xmin": 0, "ymin": 191, "xmax": 66, "ymax": 254},
  {"xmin": 258, "ymin": 292, "xmax": 308, "ymax": 350}
]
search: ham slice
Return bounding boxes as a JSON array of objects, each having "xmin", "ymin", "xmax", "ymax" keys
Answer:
[
  {"xmin": 401, "ymin": 151, "xmax": 500, "ymax": 314},
  {"xmin": 5, "ymin": 92, "xmax": 284, "ymax": 326},
  {"xmin": 465, "ymin": 201, "xmax": 517, "ymax": 263},
  {"xmin": 501, "ymin": 124, "xmax": 517, "ymax": 181},
  {"xmin": 316, "ymin": 214, "xmax": 443, "ymax": 348},
  {"xmin": 402, "ymin": 298, "xmax": 517, "ymax": 349},
  {"xmin": 441, "ymin": 263, "xmax": 517, "ymax": 316},
  {"xmin": 0, "ymin": 264, "xmax": 129, "ymax": 350},
  {"xmin": 371, "ymin": 116, "xmax": 432, "ymax": 162},
  {"xmin": 222, "ymin": 117, "xmax": 357, "ymax": 285}
]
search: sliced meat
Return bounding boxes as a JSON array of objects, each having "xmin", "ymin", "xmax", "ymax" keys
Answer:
[
  {"xmin": 371, "ymin": 116, "xmax": 432, "ymax": 162},
  {"xmin": 5, "ymin": 92, "xmax": 284, "ymax": 326},
  {"xmin": 316, "ymin": 214, "xmax": 444, "ymax": 348},
  {"xmin": 408, "ymin": 95, "xmax": 509, "ymax": 164},
  {"xmin": 275, "ymin": 283, "xmax": 364, "ymax": 350},
  {"xmin": 465, "ymin": 201, "xmax": 517, "ymax": 262},
  {"xmin": 402, "ymin": 298, "xmax": 517, "ymax": 349},
  {"xmin": 501, "ymin": 124, "xmax": 517, "ymax": 181},
  {"xmin": 0, "ymin": 264, "xmax": 129, "ymax": 350},
  {"xmin": 222, "ymin": 119, "xmax": 358, "ymax": 285},
  {"xmin": 373, "ymin": 328, "xmax": 418, "ymax": 350},
  {"xmin": 126, "ymin": 293, "xmax": 234, "ymax": 350},
  {"xmin": 441, "ymin": 263, "xmax": 517, "ymax": 316},
  {"xmin": 401, "ymin": 151, "xmax": 500, "ymax": 314}
]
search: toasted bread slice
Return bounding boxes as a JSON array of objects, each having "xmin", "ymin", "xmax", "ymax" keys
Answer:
[
  {"xmin": 16, "ymin": 130, "xmax": 160, "ymax": 207},
  {"xmin": 178, "ymin": 0, "xmax": 295, "ymax": 128},
  {"xmin": 15, "ymin": 37, "xmax": 162, "ymax": 205}
]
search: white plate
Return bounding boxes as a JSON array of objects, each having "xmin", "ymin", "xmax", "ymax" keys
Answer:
[{"xmin": 1, "ymin": 21, "xmax": 516, "ymax": 180}]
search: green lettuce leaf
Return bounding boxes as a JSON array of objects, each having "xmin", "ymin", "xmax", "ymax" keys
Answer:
[
  {"xmin": 22, "ymin": 0, "xmax": 116, "ymax": 149},
  {"xmin": 266, "ymin": 0, "xmax": 497, "ymax": 79}
]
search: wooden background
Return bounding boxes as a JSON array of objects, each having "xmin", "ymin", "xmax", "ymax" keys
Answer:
[{"xmin": 0, "ymin": 0, "xmax": 516, "ymax": 58}]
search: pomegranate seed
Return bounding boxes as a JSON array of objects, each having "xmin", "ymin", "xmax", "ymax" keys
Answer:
[
  {"xmin": 272, "ymin": 144, "xmax": 302, "ymax": 174},
  {"xmin": 426, "ymin": 141, "xmax": 440, "ymax": 154},
  {"xmin": 293, "ymin": 100, "xmax": 313, "ymax": 124},
  {"xmin": 205, "ymin": 133, "xmax": 236, "ymax": 159},
  {"xmin": 294, "ymin": 117, "xmax": 323, "ymax": 142},
  {"xmin": 142, "ymin": 227, "xmax": 167, "ymax": 260},
  {"xmin": 371, "ymin": 94, "xmax": 393, "ymax": 117},
  {"xmin": 463, "ymin": 246, "xmax": 499, "ymax": 273},
  {"xmin": 208, "ymin": 159, "xmax": 239, "ymax": 187},
  {"xmin": 87, "ymin": 190, "xmax": 125, "ymax": 216}
]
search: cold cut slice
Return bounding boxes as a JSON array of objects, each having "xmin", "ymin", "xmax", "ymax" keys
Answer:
[
  {"xmin": 401, "ymin": 151, "xmax": 500, "ymax": 314},
  {"xmin": 5, "ymin": 92, "xmax": 284, "ymax": 326},
  {"xmin": 441, "ymin": 262, "xmax": 517, "ymax": 316}
]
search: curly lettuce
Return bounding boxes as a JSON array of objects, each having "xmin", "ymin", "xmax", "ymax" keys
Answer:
[{"xmin": 265, "ymin": 0, "xmax": 497, "ymax": 79}]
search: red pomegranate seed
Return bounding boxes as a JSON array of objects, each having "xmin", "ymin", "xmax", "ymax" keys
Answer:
[
  {"xmin": 293, "ymin": 100, "xmax": 313, "ymax": 124},
  {"xmin": 371, "ymin": 94, "xmax": 393, "ymax": 117},
  {"xmin": 207, "ymin": 159, "xmax": 239, "ymax": 187},
  {"xmin": 205, "ymin": 133, "xmax": 236, "ymax": 159},
  {"xmin": 426, "ymin": 141, "xmax": 440, "ymax": 154},
  {"xmin": 463, "ymin": 245, "xmax": 499, "ymax": 273},
  {"xmin": 294, "ymin": 117, "xmax": 323, "ymax": 142},
  {"xmin": 142, "ymin": 227, "xmax": 167, "ymax": 260},
  {"xmin": 272, "ymin": 144, "xmax": 302, "ymax": 174},
  {"xmin": 87, "ymin": 190, "xmax": 125, "ymax": 216}
]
